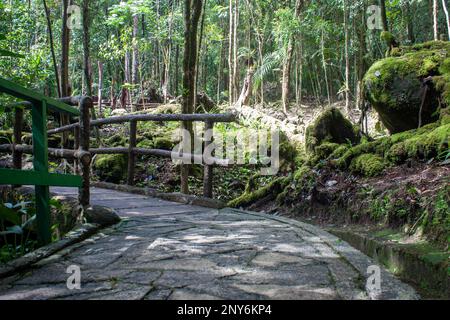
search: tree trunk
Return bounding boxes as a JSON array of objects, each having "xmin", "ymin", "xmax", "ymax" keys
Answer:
[
  {"xmin": 181, "ymin": 0, "xmax": 203, "ymax": 194},
  {"xmin": 60, "ymin": 0, "xmax": 71, "ymax": 97},
  {"xmin": 43, "ymin": 0, "xmax": 61, "ymax": 98},
  {"xmin": 98, "ymin": 61, "xmax": 103, "ymax": 116},
  {"xmin": 442, "ymin": 0, "xmax": 450, "ymax": 40},
  {"xmin": 132, "ymin": 14, "xmax": 139, "ymax": 88},
  {"xmin": 175, "ymin": 44, "xmax": 180, "ymax": 96},
  {"xmin": 344, "ymin": 0, "xmax": 350, "ymax": 111},
  {"xmin": 434, "ymin": 0, "xmax": 439, "ymax": 40},
  {"xmin": 281, "ymin": 0, "xmax": 303, "ymax": 113},
  {"xmin": 404, "ymin": 1, "xmax": 415, "ymax": 43},
  {"xmin": 379, "ymin": 0, "xmax": 389, "ymax": 32},
  {"xmin": 232, "ymin": 0, "xmax": 239, "ymax": 103},
  {"xmin": 235, "ymin": 64, "xmax": 254, "ymax": 108},
  {"xmin": 228, "ymin": 0, "xmax": 235, "ymax": 106},
  {"xmin": 82, "ymin": 0, "xmax": 92, "ymax": 97},
  {"xmin": 321, "ymin": 30, "xmax": 331, "ymax": 107}
]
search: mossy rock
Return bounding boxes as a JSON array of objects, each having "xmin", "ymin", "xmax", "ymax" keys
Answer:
[
  {"xmin": 305, "ymin": 108, "xmax": 359, "ymax": 153},
  {"xmin": 364, "ymin": 41, "xmax": 450, "ymax": 134},
  {"xmin": 94, "ymin": 154, "xmax": 128, "ymax": 183},
  {"xmin": 227, "ymin": 176, "xmax": 290, "ymax": 208},
  {"xmin": 153, "ymin": 137, "xmax": 174, "ymax": 150},
  {"xmin": 386, "ymin": 123, "xmax": 450, "ymax": 163},
  {"xmin": 105, "ymin": 134, "xmax": 127, "ymax": 147},
  {"xmin": 350, "ymin": 153, "xmax": 385, "ymax": 177},
  {"xmin": 307, "ymin": 142, "xmax": 340, "ymax": 165}
]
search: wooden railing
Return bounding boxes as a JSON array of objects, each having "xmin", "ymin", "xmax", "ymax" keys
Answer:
[
  {"xmin": 0, "ymin": 79, "xmax": 237, "ymax": 243},
  {"xmin": 46, "ymin": 110, "xmax": 236, "ymax": 198},
  {"xmin": 0, "ymin": 78, "xmax": 90, "ymax": 245}
]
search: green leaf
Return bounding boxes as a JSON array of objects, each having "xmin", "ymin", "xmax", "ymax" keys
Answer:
[
  {"xmin": 22, "ymin": 215, "xmax": 36, "ymax": 230},
  {"xmin": 0, "ymin": 48, "xmax": 25, "ymax": 58},
  {"xmin": 0, "ymin": 204, "xmax": 21, "ymax": 225}
]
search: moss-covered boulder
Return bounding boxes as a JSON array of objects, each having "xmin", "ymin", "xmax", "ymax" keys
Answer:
[
  {"xmin": 305, "ymin": 108, "xmax": 359, "ymax": 153},
  {"xmin": 94, "ymin": 154, "xmax": 127, "ymax": 183},
  {"xmin": 350, "ymin": 153, "xmax": 385, "ymax": 177},
  {"xmin": 364, "ymin": 41, "xmax": 450, "ymax": 134}
]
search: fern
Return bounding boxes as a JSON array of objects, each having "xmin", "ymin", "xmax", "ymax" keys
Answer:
[{"xmin": 253, "ymin": 49, "xmax": 286, "ymax": 87}]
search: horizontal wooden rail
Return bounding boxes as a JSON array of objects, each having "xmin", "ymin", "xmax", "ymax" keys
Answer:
[
  {"xmin": 89, "ymin": 147, "xmax": 230, "ymax": 166},
  {"xmin": 0, "ymin": 144, "xmax": 90, "ymax": 161},
  {"xmin": 0, "ymin": 168, "xmax": 82, "ymax": 187},
  {"xmin": 0, "ymin": 79, "xmax": 80, "ymax": 115},
  {"xmin": 47, "ymin": 113, "xmax": 236, "ymax": 135}
]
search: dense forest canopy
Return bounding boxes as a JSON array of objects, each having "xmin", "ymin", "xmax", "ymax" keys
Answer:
[{"xmin": 0, "ymin": 0, "xmax": 449, "ymax": 109}]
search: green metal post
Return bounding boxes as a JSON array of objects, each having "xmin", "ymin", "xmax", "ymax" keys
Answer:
[{"xmin": 32, "ymin": 100, "xmax": 51, "ymax": 245}]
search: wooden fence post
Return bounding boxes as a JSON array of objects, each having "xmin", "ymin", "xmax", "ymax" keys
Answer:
[
  {"xmin": 13, "ymin": 107, "xmax": 23, "ymax": 170},
  {"xmin": 74, "ymin": 126, "xmax": 80, "ymax": 175},
  {"xmin": 127, "ymin": 120, "xmax": 137, "ymax": 185},
  {"xmin": 79, "ymin": 97, "xmax": 92, "ymax": 207},
  {"xmin": 32, "ymin": 100, "xmax": 51, "ymax": 245},
  {"xmin": 203, "ymin": 121, "xmax": 214, "ymax": 198}
]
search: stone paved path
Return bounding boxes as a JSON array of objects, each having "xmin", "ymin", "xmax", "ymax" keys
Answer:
[{"xmin": 0, "ymin": 187, "xmax": 418, "ymax": 300}]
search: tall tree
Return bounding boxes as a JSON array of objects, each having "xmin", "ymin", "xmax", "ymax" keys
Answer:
[
  {"xmin": 42, "ymin": 0, "xmax": 61, "ymax": 97},
  {"xmin": 344, "ymin": 0, "xmax": 350, "ymax": 111},
  {"xmin": 82, "ymin": 0, "xmax": 92, "ymax": 97},
  {"xmin": 281, "ymin": 0, "xmax": 304, "ymax": 114},
  {"xmin": 434, "ymin": 0, "xmax": 439, "ymax": 40},
  {"xmin": 60, "ymin": 0, "xmax": 71, "ymax": 97},
  {"xmin": 379, "ymin": 0, "xmax": 389, "ymax": 32},
  {"xmin": 181, "ymin": 0, "xmax": 203, "ymax": 194},
  {"xmin": 442, "ymin": 0, "xmax": 450, "ymax": 40}
]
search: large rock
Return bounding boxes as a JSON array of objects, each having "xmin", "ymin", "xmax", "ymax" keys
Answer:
[
  {"xmin": 305, "ymin": 107, "xmax": 359, "ymax": 153},
  {"xmin": 364, "ymin": 41, "xmax": 450, "ymax": 134},
  {"xmin": 84, "ymin": 205, "xmax": 121, "ymax": 227},
  {"xmin": 93, "ymin": 154, "xmax": 127, "ymax": 183}
]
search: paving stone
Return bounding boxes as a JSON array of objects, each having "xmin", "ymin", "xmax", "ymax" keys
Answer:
[{"xmin": 0, "ymin": 188, "xmax": 419, "ymax": 300}]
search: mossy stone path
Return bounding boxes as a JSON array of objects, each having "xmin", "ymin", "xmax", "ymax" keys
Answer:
[{"xmin": 0, "ymin": 187, "xmax": 418, "ymax": 300}]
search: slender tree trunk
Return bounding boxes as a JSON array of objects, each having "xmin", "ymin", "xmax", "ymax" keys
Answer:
[
  {"xmin": 321, "ymin": 30, "xmax": 331, "ymax": 106},
  {"xmin": 98, "ymin": 61, "xmax": 103, "ymax": 116},
  {"xmin": 181, "ymin": 0, "xmax": 203, "ymax": 194},
  {"xmin": 82, "ymin": 0, "xmax": 92, "ymax": 97},
  {"xmin": 175, "ymin": 44, "xmax": 180, "ymax": 96},
  {"xmin": 196, "ymin": 0, "xmax": 207, "ymax": 102},
  {"xmin": 228, "ymin": 0, "xmax": 234, "ymax": 106},
  {"xmin": 442, "ymin": 0, "xmax": 450, "ymax": 40},
  {"xmin": 281, "ymin": 0, "xmax": 303, "ymax": 113},
  {"xmin": 60, "ymin": 0, "xmax": 71, "ymax": 97},
  {"xmin": 379, "ymin": 0, "xmax": 389, "ymax": 32},
  {"xmin": 344, "ymin": 0, "xmax": 350, "ymax": 111},
  {"xmin": 404, "ymin": 1, "xmax": 415, "ymax": 43},
  {"xmin": 434, "ymin": 0, "xmax": 439, "ymax": 40},
  {"xmin": 232, "ymin": 0, "xmax": 239, "ymax": 103},
  {"xmin": 132, "ymin": 14, "xmax": 139, "ymax": 87},
  {"xmin": 42, "ymin": 0, "xmax": 61, "ymax": 97}
]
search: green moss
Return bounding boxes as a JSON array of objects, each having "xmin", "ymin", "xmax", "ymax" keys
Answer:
[
  {"xmin": 386, "ymin": 123, "xmax": 450, "ymax": 163},
  {"xmin": 305, "ymin": 107, "xmax": 358, "ymax": 153},
  {"xmin": 307, "ymin": 142, "xmax": 339, "ymax": 165},
  {"xmin": 227, "ymin": 176, "xmax": 290, "ymax": 208},
  {"xmin": 350, "ymin": 153, "xmax": 385, "ymax": 177},
  {"xmin": 364, "ymin": 41, "xmax": 450, "ymax": 133},
  {"xmin": 153, "ymin": 137, "xmax": 174, "ymax": 150},
  {"xmin": 293, "ymin": 165, "xmax": 313, "ymax": 182},
  {"xmin": 94, "ymin": 154, "xmax": 128, "ymax": 183},
  {"xmin": 105, "ymin": 134, "xmax": 126, "ymax": 147},
  {"xmin": 380, "ymin": 31, "xmax": 394, "ymax": 45},
  {"xmin": 329, "ymin": 145, "xmax": 349, "ymax": 159}
]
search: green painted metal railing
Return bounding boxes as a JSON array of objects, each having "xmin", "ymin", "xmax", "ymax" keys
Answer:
[{"xmin": 0, "ymin": 78, "xmax": 82, "ymax": 245}]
